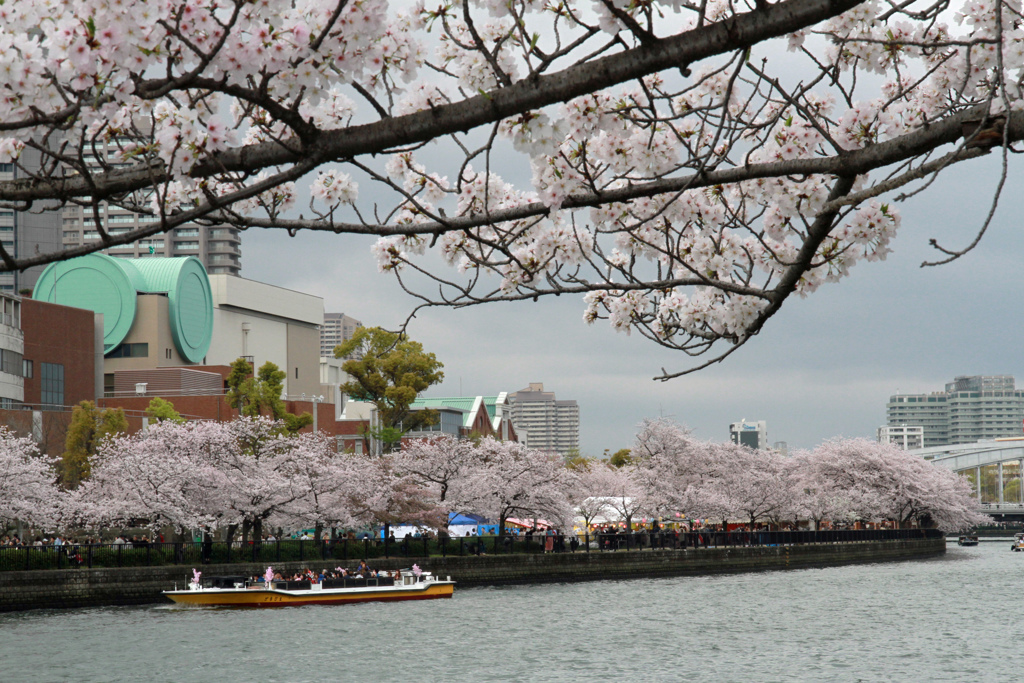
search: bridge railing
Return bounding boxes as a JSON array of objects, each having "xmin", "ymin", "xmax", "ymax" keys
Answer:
[{"xmin": 0, "ymin": 528, "xmax": 943, "ymax": 573}]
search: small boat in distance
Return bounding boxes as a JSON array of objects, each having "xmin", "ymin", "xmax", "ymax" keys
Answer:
[
  {"xmin": 1012, "ymin": 533, "xmax": 1024, "ymax": 552},
  {"xmin": 957, "ymin": 535, "xmax": 979, "ymax": 547},
  {"xmin": 164, "ymin": 568, "xmax": 454, "ymax": 607}
]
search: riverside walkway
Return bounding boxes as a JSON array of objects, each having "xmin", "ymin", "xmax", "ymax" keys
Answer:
[{"xmin": 0, "ymin": 529, "xmax": 941, "ymax": 572}]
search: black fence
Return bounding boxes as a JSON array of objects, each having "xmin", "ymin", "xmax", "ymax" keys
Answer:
[{"xmin": 0, "ymin": 528, "xmax": 942, "ymax": 572}]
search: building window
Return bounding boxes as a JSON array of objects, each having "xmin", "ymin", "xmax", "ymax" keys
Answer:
[
  {"xmin": 40, "ymin": 362, "xmax": 64, "ymax": 406},
  {"xmin": 107, "ymin": 342, "xmax": 149, "ymax": 358},
  {"xmin": 22, "ymin": 359, "xmax": 32, "ymax": 379},
  {"xmin": 295, "ymin": 367, "xmax": 298, "ymax": 379},
  {"xmin": 0, "ymin": 348, "xmax": 23, "ymax": 376}
]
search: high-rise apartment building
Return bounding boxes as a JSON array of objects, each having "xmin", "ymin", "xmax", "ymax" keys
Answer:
[
  {"xmin": 730, "ymin": 420, "xmax": 768, "ymax": 449},
  {"xmin": 884, "ymin": 375, "xmax": 1024, "ymax": 448},
  {"xmin": 320, "ymin": 313, "xmax": 362, "ymax": 358},
  {"xmin": 508, "ymin": 382, "xmax": 580, "ymax": 455},
  {"xmin": 57, "ymin": 138, "xmax": 242, "ymax": 275},
  {"xmin": 877, "ymin": 425, "xmax": 925, "ymax": 450},
  {"xmin": 0, "ymin": 150, "xmax": 62, "ymax": 294}
]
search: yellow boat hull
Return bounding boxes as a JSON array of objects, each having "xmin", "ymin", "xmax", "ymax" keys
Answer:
[{"xmin": 164, "ymin": 582, "xmax": 454, "ymax": 607}]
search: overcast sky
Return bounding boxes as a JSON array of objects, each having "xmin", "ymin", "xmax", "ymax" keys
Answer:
[{"xmin": 240, "ymin": 142, "xmax": 1024, "ymax": 457}]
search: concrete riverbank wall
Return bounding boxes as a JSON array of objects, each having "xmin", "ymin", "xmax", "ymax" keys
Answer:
[{"xmin": 0, "ymin": 538, "xmax": 945, "ymax": 613}]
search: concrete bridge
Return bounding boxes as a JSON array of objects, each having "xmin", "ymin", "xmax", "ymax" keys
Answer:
[{"xmin": 922, "ymin": 439, "xmax": 1024, "ymax": 520}]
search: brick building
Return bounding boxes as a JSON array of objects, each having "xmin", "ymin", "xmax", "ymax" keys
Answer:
[{"xmin": 21, "ymin": 299, "xmax": 103, "ymax": 407}]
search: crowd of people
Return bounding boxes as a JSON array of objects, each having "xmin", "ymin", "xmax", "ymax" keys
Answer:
[
  {"xmin": 256, "ymin": 561, "xmax": 401, "ymax": 585},
  {"xmin": 0, "ymin": 533, "xmax": 163, "ymax": 548}
]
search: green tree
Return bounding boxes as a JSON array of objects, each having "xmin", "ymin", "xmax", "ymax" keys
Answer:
[
  {"xmin": 564, "ymin": 451, "xmax": 591, "ymax": 472},
  {"xmin": 225, "ymin": 358, "xmax": 312, "ymax": 433},
  {"xmin": 61, "ymin": 401, "xmax": 128, "ymax": 488},
  {"xmin": 608, "ymin": 448, "xmax": 633, "ymax": 468},
  {"xmin": 336, "ymin": 327, "xmax": 444, "ymax": 453},
  {"xmin": 145, "ymin": 397, "xmax": 184, "ymax": 424}
]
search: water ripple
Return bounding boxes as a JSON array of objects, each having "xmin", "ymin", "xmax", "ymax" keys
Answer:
[{"xmin": 0, "ymin": 543, "xmax": 1016, "ymax": 682}]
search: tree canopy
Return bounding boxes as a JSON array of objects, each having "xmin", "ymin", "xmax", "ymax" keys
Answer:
[
  {"xmin": 0, "ymin": 1, "xmax": 1017, "ymax": 376},
  {"xmin": 337, "ymin": 326, "xmax": 445, "ymax": 451},
  {"xmin": 61, "ymin": 401, "xmax": 128, "ymax": 489},
  {"xmin": 226, "ymin": 358, "xmax": 313, "ymax": 434},
  {"xmin": 5, "ymin": 418, "xmax": 987, "ymax": 534},
  {"xmin": 145, "ymin": 397, "xmax": 185, "ymax": 424}
]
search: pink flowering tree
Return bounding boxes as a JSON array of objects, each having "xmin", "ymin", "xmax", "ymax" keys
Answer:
[
  {"xmin": 0, "ymin": 1, "xmax": 1018, "ymax": 377},
  {"xmin": 592, "ymin": 464, "xmax": 653, "ymax": 532},
  {"xmin": 631, "ymin": 419, "xmax": 735, "ymax": 522},
  {"xmin": 787, "ymin": 447, "xmax": 859, "ymax": 529},
  {"xmin": 458, "ymin": 438, "xmax": 573, "ymax": 534},
  {"xmin": 0, "ymin": 427, "xmax": 60, "ymax": 529},
  {"xmin": 278, "ymin": 431, "xmax": 363, "ymax": 540},
  {"xmin": 211, "ymin": 417, "xmax": 310, "ymax": 543},
  {"xmin": 69, "ymin": 419, "xmax": 235, "ymax": 534},
  {"xmin": 391, "ymin": 435, "xmax": 479, "ymax": 531},
  {"xmin": 710, "ymin": 443, "xmax": 793, "ymax": 528},
  {"xmin": 806, "ymin": 438, "xmax": 987, "ymax": 530},
  {"xmin": 568, "ymin": 462, "xmax": 618, "ymax": 529},
  {"xmin": 338, "ymin": 450, "xmax": 448, "ymax": 536}
]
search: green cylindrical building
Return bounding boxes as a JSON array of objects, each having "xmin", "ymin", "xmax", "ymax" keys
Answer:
[{"xmin": 33, "ymin": 254, "xmax": 214, "ymax": 363}]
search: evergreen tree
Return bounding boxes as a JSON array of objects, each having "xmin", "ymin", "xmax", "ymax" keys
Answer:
[
  {"xmin": 145, "ymin": 397, "xmax": 185, "ymax": 424},
  {"xmin": 335, "ymin": 327, "xmax": 444, "ymax": 453},
  {"xmin": 61, "ymin": 401, "xmax": 128, "ymax": 489},
  {"xmin": 225, "ymin": 358, "xmax": 312, "ymax": 434}
]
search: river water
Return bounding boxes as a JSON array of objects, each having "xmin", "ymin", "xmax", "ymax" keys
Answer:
[{"xmin": 1, "ymin": 542, "xmax": 1020, "ymax": 682}]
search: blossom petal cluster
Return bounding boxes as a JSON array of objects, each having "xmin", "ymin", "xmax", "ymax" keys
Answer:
[{"xmin": 0, "ymin": 0, "xmax": 1019, "ymax": 374}]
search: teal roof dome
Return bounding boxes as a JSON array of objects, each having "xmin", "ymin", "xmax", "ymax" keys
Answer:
[{"xmin": 34, "ymin": 254, "xmax": 213, "ymax": 362}]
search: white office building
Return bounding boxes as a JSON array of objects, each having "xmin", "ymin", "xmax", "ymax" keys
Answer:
[
  {"xmin": 730, "ymin": 420, "xmax": 768, "ymax": 450},
  {"xmin": 206, "ymin": 275, "xmax": 324, "ymax": 397},
  {"xmin": 885, "ymin": 375, "xmax": 1024, "ymax": 447},
  {"xmin": 877, "ymin": 425, "xmax": 925, "ymax": 450}
]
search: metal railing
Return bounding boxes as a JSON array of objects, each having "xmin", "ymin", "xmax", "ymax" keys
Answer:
[{"xmin": 0, "ymin": 529, "xmax": 942, "ymax": 573}]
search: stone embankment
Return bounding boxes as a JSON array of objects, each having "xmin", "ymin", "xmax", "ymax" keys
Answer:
[{"xmin": 0, "ymin": 538, "xmax": 944, "ymax": 613}]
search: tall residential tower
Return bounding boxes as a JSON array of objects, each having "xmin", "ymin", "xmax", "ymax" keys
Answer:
[
  {"xmin": 507, "ymin": 382, "xmax": 580, "ymax": 456},
  {"xmin": 320, "ymin": 313, "xmax": 362, "ymax": 358}
]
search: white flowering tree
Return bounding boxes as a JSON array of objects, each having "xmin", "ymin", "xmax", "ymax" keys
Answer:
[
  {"xmin": 0, "ymin": 1, "xmax": 1017, "ymax": 376},
  {"xmin": 69, "ymin": 419, "xmax": 236, "ymax": 533},
  {"xmin": 804, "ymin": 438, "xmax": 987, "ymax": 530},
  {"xmin": 0, "ymin": 427, "xmax": 60, "ymax": 529},
  {"xmin": 786, "ymin": 448, "xmax": 858, "ymax": 530},
  {"xmin": 459, "ymin": 437, "xmax": 574, "ymax": 533},
  {"xmin": 279, "ymin": 431, "xmax": 364, "ymax": 539}
]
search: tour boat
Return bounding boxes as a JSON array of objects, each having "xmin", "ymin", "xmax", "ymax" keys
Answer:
[
  {"xmin": 1012, "ymin": 533, "xmax": 1024, "ymax": 552},
  {"xmin": 957, "ymin": 535, "xmax": 979, "ymax": 546},
  {"xmin": 164, "ymin": 570, "xmax": 455, "ymax": 607}
]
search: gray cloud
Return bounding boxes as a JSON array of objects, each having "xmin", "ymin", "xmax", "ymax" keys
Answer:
[{"xmin": 241, "ymin": 151, "xmax": 1024, "ymax": 456}]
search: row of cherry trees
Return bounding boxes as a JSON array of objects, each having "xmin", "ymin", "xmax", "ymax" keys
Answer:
[{"xmin": 0, "ymin": 418, "xmax": 985, "ymax": 534}]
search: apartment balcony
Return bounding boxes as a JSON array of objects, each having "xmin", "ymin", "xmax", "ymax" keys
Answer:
[
  {"xmin": 208, "ymin": 228, "xmax": 241, "ymax": 243},
  {"xmin": 207, "ymin": 241, "xmax": 241, "ymax": 255}
]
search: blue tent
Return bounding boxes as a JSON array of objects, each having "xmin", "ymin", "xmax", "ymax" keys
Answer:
[{"xmin": 448, "ymin": 512, "xmax": 490, "ymax": 525}]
